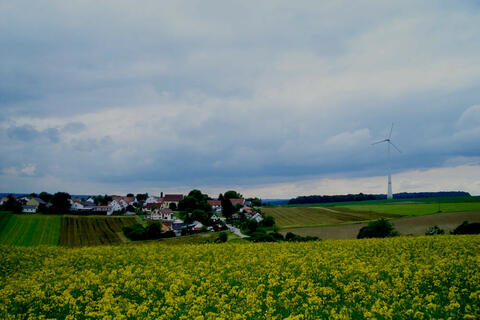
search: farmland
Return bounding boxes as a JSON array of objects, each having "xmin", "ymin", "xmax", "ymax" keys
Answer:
[
  {"xmin": 60, "ymin": 216, "xmax": 138, "ymax": 247},
  {"xmin": 1, "ymin": 235, "xmax": 479, "ymax": 319},
  {"xmin": 0, "ymin": 214, "xmax": 61, "ymax": 246},
  {"xmin": 263, "ymin": 197, "xmax": 480, "ymax": 228},
  {"xmin": 281, "ymin": 211, "xmax": 480, "ymax": 240},
  {"xmin": 262, "ymin": 206, "xmax": 402, "ymax": 228}
]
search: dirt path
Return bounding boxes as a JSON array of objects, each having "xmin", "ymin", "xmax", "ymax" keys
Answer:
[{"xmin": 280, "ymin": 211, "xmax": 480, "ymax": 240}]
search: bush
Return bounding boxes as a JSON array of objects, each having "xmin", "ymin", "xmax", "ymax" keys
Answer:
[
  {"xmin": 215, "ymin": 231, "xmax": 228, "ymax": 243},
  {"xmin": 451, "ymin": 221, "xmax": 480, "ymax": 235},
  {"xmin": 259, "ymin": 216, "xmax": 275, "ymax": 228},
  {"xmin": 123, "ymin": 224, "xmax": 146, "ymax": 241},
  {"xmin": 284, "ymin": 232, "xmax": 319, "ymax": 242},
  {"xmin": 357, "ymin": 218, "xmax": 398, "ymax": 239},
  {"xmin": 123, "ymin": 222, "xmax": 176, "ymax": 240},
  {"xmin": 425, "ymin": 225, "xmax": 445, "ymax": 236}
]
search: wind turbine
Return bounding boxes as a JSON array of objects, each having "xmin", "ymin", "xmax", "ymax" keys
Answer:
[{"xmin": 372, "ymin": 123, "xmax": 401, "ymax": 200}]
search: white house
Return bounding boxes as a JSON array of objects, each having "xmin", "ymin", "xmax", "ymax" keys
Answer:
[
  {"xmin": 22, "ymin": 205, "xmax": 37, "ymax": 213},
  {"xmin": 251, "ymin": 212, "xmax": 264, "ymax": 223},
  {"xmin": 149, "ymin": 208, "xmax": 173, "ymax": 221},
  {"xmin": 145, "ymin": 196, "xmax": 160, "ymax": 204},
  {"xmin": 69, "ymin": 199, "xmax": 85, "ymax": 211},
  {"xmin": 108, "ymin": 200, "xmax": 124, "ymax": 212}
]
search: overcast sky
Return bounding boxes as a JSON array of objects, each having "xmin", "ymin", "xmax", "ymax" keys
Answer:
[{"xmin": 1, "ymin": 1, "xmax": 480, "ymax": 198}]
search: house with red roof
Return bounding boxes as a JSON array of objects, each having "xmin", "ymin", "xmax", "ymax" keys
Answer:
[{"xmin": 161, "ymin": 194, "xmax": 183, "ymax": 210}]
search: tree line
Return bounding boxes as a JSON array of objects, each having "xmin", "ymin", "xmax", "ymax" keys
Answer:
[{"xmin": 288, "ymin": 191, "xmax": 471, "ymax": 205}]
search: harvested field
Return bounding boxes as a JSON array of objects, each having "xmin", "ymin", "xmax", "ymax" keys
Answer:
[
  {"xmin": 60, "ymin": 216, "xmax": 138, "ymax": 247},
  {"xmin": 280, "ymin": 211, "xmax": 480, "ymax": 240},
  {"xmin": 262, "ymin": 206, "xmax": 402, "ymax": 228}
]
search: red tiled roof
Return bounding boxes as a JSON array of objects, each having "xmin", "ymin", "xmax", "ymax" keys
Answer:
[
  {"xmin": 207, "ymin": 200, "xmax": 221, "ymax": 206},
  {"xmin": 160, "ymin": 208, "xmax": 172, "ymax": 214},
  {"xmin": 164, "ymin": 194, "xmax": 184, "ymax": 202},
  {"xmin": 143, "ymin": 203, "xmax": 162, "ymax": 209},
  {"xmin": 230, "ymin": 198, "xmax": 245, "ymax": 205}
]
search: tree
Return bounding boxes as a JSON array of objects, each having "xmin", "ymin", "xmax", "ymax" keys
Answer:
[
  {"xmin": 29, "ymin": 192, "xmax": 38, "ymax": 198},
  {"xmin": 38, "ymin": 192, "xmax": 53, "ymax": 203},
  {"xmin": 224, "ymin": 190, "xmax": 243, "ymax": 200},
  {"xmin": 247, "ymin": 197, "xmax": 262, "ymax": 207},
  {"xmin": 451, "ymin": 221, "xmax": 480, "ymax": 235},
  {"xmin": 126, "ymin": 205, "xmax": 135, "ymax": 212},
  {"xmin": 136, "ymin": 193, "xmax": 148, "ymax": 201},
  {"xmin": 1, "ymin": 195, "xmax": 22, "ymax": 214},
  {"xmin": 169, "ymin": 202, "xmax": 177, "ymax": 211},
  {"xmin": 126, "ymin": 193, "xmax": 134, "ymax": 197},
  {"xmin": 215, "ymin": 231, "xmax": 228, "ymax": 243},
  {"xmin": 220, "ymin": 194, "xmax": 235, "ymax": 219},
  {"xmin": 50, "ymin": 192, "xmax": 71, "ymax": 214},
  {"xmin": 357, "ymin": 218, "xmax": 398, "ymax": 239}
]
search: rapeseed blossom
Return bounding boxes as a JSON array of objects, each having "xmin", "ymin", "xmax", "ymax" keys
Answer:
[{"xmin": 0, "ymin": 235, "xmax": 479, "ymax": 319}]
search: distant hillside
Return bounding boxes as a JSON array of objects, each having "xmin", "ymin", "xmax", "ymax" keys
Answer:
[{"xmin": 288, "ymin": 191, "xmax": 471, "ymax": 205}]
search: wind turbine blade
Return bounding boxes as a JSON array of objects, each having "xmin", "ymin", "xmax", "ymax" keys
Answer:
[
  {"xmin": 372, "ymin": 139, "xmax": 387, "ymax": 145},
  {"xmin": 389, "ymin": 141, "xmax": 402, "ymax": 153},
  {"xmin": 388, "ymin": 123, "xmax": 394, "ymax": 139}
]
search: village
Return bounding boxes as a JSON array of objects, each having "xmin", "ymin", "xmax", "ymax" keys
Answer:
[{"xmin": 0, "ymin": 191, "xmax": 264, "ymax": 238}]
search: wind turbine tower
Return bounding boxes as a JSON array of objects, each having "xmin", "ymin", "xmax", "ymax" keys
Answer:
[{"xmin": 372, "ymin": 123, "xmax": 402, "ymax": 200}]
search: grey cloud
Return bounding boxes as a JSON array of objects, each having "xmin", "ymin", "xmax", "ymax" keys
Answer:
[
  {"xmin": 62, "ymin": 122, "xmax": 86, "ymax": 133},
  {"xmin": 7, "ymin": 124, "xmax": 39, "ymax": 141},
  {"xmin": 1, "ymin": 1, "xmax": 480, "ymax": 195}
]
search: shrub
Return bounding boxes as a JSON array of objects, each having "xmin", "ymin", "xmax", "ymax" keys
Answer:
[
  {"xmin": 425, "ymin": 225, "xmax": 445, "ymax": 236},
  {"xmin": 357, "ymin": 218, "xmax": 398, "ymax": 239},
  {"xmin": 451, "ymin": 221, "xmax": 480, "ymax": 235},
  {"xmin": 215, "ymin": 231, "xmax": 228, "ymax": 243},
  {"xmin": 259, "ymin": 216, "xmax": 275, "ymax": 228},
  {"xmin": 285, "ymin": 232, "xmax": 319, "ymax": 242}
]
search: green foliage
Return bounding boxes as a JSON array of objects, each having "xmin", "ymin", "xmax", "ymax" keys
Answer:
[
  {"xmin": 285, "ymin": 232, "xmax": 319, "ymax": 242},
  {"xmin": 220, "ymin": 194, "xmax": 235, "ymax": 219},
  {"xmin": 0, "ymin": 196, "xmax": 22, "ymax": 214},
  {"xmin": 49, "ymin": 193, "xmax": 71, "ymax": 214},
  {"xmin": 357, "ymin": 218, "xmax": 399, "ymax": 239},
  {"xmin": 136, "ymin": 193, "xmax": 148, "ymax": 201},
  {"xmin": 259, "ymin": 216, "xmax": 275, "ymax": 228},
  {"xmin": 178, "ymin": 190, "xmax": 212, "ymax": 213},
  {"xmin": 38, "ymin": 192, "xmax": 53, "ymax": 203},
  {"xmin": 126, "ymin": 193, "xmax": 134, "ymax": 197},
  {"xmin": 223, "ymin": 190, "xmax": 243, "ymax": 200},
  {"xmin": 123, "ymin": 222, "xmax": 176, "ymax": 241},
  {"xmin": 215, "ymin": 231, "xmax": 228, "ymax": 243},
  {"xmin": 247, "ymin": 197, "xmax": 262, "ymax": 207},
  {"xmin": 451, "ymin": 221, "xmax": 480, "ymax": 235},
  {"xmin": 425, "ymin": 225, "xmax": 445, "ymax": 236}
]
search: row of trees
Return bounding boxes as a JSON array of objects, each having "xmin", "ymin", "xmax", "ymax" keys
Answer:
[{"xmin": 289, "ymin": 191, "xmax": 471, "ymax": 205}]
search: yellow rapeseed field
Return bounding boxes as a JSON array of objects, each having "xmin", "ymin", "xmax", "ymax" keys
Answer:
[{"xmin": 1, "ymin": 235, "xmax": 479, "ymax": 319}]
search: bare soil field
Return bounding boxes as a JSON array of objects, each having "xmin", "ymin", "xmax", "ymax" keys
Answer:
[
  {"xmin": 280, "ymin": 211, "xmax": 480, "ymax": 240},
  {"xmin": 262, "ymin": 206, "xmax": 402, "ymax": 228},
  {"xmin": 60, "ymin": 216, "xmax": 138, "ymax": 247}
]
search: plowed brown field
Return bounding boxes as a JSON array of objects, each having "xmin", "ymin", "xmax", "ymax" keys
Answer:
[{"xmin": 60, "ymin": 216, "xmax": 137, "ymax": 247}]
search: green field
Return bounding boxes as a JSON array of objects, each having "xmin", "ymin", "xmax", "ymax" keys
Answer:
[
  {"xmin": 263, "ymin": 197, "xmax": 480, "ymax": 228},
  {"xmin": 341, "ymin": 201, "xmax": 480, "ymax": 216},
  {"xmin": 0, "ymin": 214, "xmax": 61, "ymax": 246}
]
